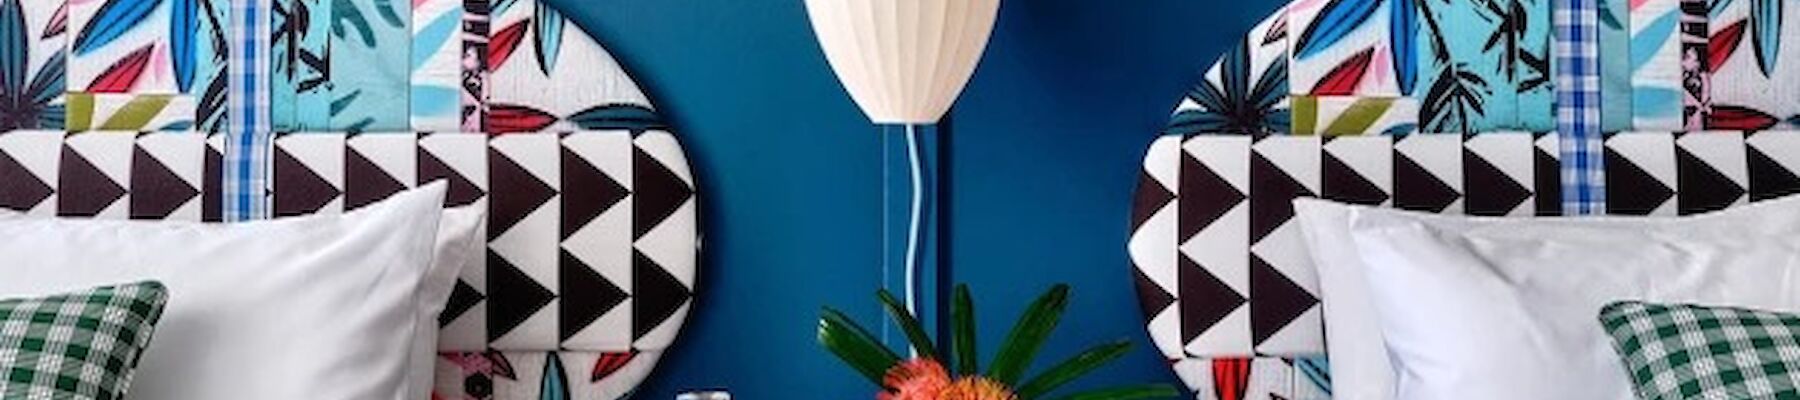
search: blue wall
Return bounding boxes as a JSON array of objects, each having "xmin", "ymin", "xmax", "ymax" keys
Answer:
[{"xmin": 547, "ymin": 0, "xmax": 1285, "ymax": 397}]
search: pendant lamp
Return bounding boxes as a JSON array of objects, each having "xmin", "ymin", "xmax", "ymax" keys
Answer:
[{"xmin": 803, "ymin": 0, "xmax": 1001, "ymax": 351}]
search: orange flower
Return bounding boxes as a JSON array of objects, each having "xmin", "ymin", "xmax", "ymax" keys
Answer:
[
  {"xmin": 879, "ymin": 359, "xmax": 950, "ymax": 400},
  {"xmin": 940, "ymin": 377, "xmax": 1017, "ymax": 400}
]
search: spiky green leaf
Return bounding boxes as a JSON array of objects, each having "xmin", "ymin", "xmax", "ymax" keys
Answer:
[
  {"xmin": 817, "ymin": 307, "xmax": 901, "ymax": 385},
  {"xmin": 953, "ymin": 284, "xmax": 978, "ymax": 376},
  {"xmin": 988, "ymin": 284, "xmax": 1070, "ymax": 385},
  {"xmin": 1015, "ymin": 340, "xmax": 1134, "ymax": 399},
  {"xmin": 877, "ymin": 289, "xmax": 939, "ymax": 360},
  {"xmin": 1050, "ymin": 384, "xmax": 1180, "ymax": 400}
]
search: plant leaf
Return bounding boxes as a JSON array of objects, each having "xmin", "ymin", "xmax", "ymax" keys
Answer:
[
  {"xmin": 72, "ymin": 0, "xmax": 164, "ymax": 55},
  {"xmin": 539, "ymin": 353, "xmax": 569, "ymax": 400},
  {"xmin": 1390, "ymin": 0, "xmax": 1418, "ymax": 95},
  {"xmin": 88, "ymin": 44, "xmax": 154, "ymax": 93},
  {"xmin": 567, "ymin": 103, "xmax": 667, "ymax": 131},
  {"xmin": 170, "ymin": 0, "xmax": 195, "ymax": 92},
  {"xmin": 1630, "ymin": 10, "xmax": 1678, "ymax": 73},
  {"xmin": 534, "ymin": 3, "xmax": 564, "ymax": 74},
  {"xmin": 988, "ymin": 284, "xmax": 1070, "ymax": 386},
  {"xmin": 1015, "ymin": 340, "xmax": 1134, "ymax": 400},
  {"xmin": 99, "ymin": 94, "xmax": 171, "ymax": 130},
  {"xmin": 818, "ymin": 307, "xmax": 902, "ymax": 386},
  {"xmin": 331, "ymin": 0, "xmax": 375, "ymax": 47},
  {"xmin": 0, "ymin": 0, "xmax": 22, "ymax": 94},
  {"xmin": 490, "ymin": 20, "xmax": 528, "ymax": 71},
  {"xmin": 1712, "ymin": 19, "xmax": 1748, "ymax": 70},
  {"xmin": 1709, "ymin": 104, "xmax": 1781, "ymax": 130},
  {"xmin": 1752, "ymin": 0, "xmax": 1783, "ymax": 76},
  {"xmin": 487, "ymin": 103, "xmax": 558, "ymax": 133},
  {"xmin": 0, "ymin": 0, "xmax": 27, "ymax": 95},
  {"xmin": 952, "ymin": 284, "xmax": 978, "ymax": 376},
  {"xmin": 1311, "ymin": 47, "xmax": 1372, "ymax": 96},
  {"xmin": 412, "ymin": 6, "xmax": 458, "ymax": 72},
  {"xmin": 1049, "ymin": 384, "xmax": 1180, "ymax": 400},
  {"xmin": 876, "ymin": 289, "xmax": 939, "ymax": 360},
  {"xmin": 1293, "ymin": 0, "xmax": 1383, "ymax": 60},
  {"xmin": 1323, "ymin": 97, "xmax": 1394, "ymax": 134},
  {"xmin": 43, "ymin": 2, "xmax": 65, "ymax": 38}
]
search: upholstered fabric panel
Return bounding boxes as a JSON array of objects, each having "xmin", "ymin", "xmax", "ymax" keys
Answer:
[
  {"xmin": 0, "ymin": 130, "xmax": 221, "ymax": 221},
  {"xmin": 268, "ymin": 131, "xmax": 697, "ymax": 355},
  {"xmin": 1131, "ymin": 131, "xmax": 1800, "ymax": 398}
]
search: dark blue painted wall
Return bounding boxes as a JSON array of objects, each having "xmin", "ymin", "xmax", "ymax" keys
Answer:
[{"xmin": 546, "ymin": 0, "xmax": 1284, "ymax": 397}]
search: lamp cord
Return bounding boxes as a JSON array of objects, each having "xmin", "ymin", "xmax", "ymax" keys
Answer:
[{"xmin": 904, "ymin": 124, "xmax": 924, "ymax": 320}]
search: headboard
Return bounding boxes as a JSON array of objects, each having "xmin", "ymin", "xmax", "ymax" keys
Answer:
[
  {"xmin": 1133, "ymin": 0, "xmax": 1800, "ymax": 398},
  {"xmin": 0, "ymin": 0, "xmax": 697, "ymax": 398}
]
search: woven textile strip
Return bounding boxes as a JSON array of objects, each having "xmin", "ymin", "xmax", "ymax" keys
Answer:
[
  {"xmin": 1559, "ymin": 0, "xmax": 1606, "ymax": 215},
  {"xmin": 226, "ymin": 0, "xmax": 271, "ymax": 221}
]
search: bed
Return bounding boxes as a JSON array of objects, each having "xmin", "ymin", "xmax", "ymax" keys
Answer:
[
  {"xmin": 1131, "ymin": 0, "xmax": 1800, "ymax": 398},
  {"xmin": 0, "ymin": 0, "xmax": 697, "ymax": 398}
]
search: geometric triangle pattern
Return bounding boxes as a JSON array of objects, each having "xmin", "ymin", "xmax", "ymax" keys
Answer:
[
  {"xmin": 1132, "ymin": 132, "xmax": 1559, "ymax": 362},
  {"xmin": 268, "ymin": 130, "xmax": 698, "ymax": 355},
  {"xmin": 1605, "ymin": 132, "xmax": 1759, "ymax": 216},
  {"xmin": 0, "ymin": 131, "xmax": 216, "ymax": 222}
]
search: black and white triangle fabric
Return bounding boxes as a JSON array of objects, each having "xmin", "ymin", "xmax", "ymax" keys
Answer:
[
  {"xmin": 1603, "ymin": 132, "xmax": 1800, "ymax": 216},
  {"xmin": 1130, "ymin": 132, "xmax": 1560, "ymax": 358},
  {"xmin": 268, "ymin": 131, "xmax": 698, "ymax": 354},
  {"xmin": 0, "ymin": 131, "xmax": 223, "ymax": 221}
]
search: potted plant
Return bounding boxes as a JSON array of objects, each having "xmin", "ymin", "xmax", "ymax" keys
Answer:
[{"xmin": 818, "ymin": 284, "xmax": 1179, "ymax": 400}]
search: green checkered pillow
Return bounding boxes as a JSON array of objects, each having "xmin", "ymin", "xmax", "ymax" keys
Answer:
[
  {"xmin": 0, "ymin": 281, "xmax": 168, "ymax": 400},
  {"xmin": 1599, "ymin": 301, "xmax": 1800, "ymax": 400}
]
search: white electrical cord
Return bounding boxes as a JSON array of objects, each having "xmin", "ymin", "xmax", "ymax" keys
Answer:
[{"xmin": 904, "ymin": 124, "xmax": 924, "ymax": 318}]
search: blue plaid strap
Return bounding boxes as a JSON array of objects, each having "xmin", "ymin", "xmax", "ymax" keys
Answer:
[
  {"xmin": 1556, "ymin": 0, "xmax": 1605, "ymax": 216},
  {"xmin": 225, "ymin": 0, "xmax": 272, "ymax": 221}
]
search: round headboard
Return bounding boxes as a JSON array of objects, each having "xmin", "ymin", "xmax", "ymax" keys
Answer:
[{"xmin": 0, "ymin": 0, "xmax": 696, "ymax": 397}]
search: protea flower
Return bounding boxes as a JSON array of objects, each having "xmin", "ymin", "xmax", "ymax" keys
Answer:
[
  {"xmin": 941, "ymin": 377, "xmax": 1017, "ymax": 400},
  {"xmin": 818, "ymin": 284, "xmax": 1177, "ymax": 400}
]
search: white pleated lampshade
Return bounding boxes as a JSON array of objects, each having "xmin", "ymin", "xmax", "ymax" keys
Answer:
[{"xmin": 803, "ymin": 0, "xmax": 1001, "ymax": 125}]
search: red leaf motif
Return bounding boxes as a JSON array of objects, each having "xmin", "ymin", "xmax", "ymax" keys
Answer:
[
  {"xmin": 1712, "ymin": 20, "xmax": 1747, "ymax": 70},
  {"xmin": 490, "ymin": 21, "xmax": 529, "ymax": 71},
  {"xmin": 88, "ymin": 44, "xmax": 153, "ymax": 93},
  {"xmin": 1211, "ymin": 358, "xmax": 1252, "ymax": 400},
  {"xmin": 488, "ymin": 104, "xmax": 558, "ymax": 133},
  {"xmin": 1311, "ymin": 48, "xmax": 1373, "ymax": 96},
  {"xmin": 1708, "ymin": 105, "xmax": 1780, "ymax": 130},
  {"xmin": 589, "ymin": 351, "xmax": 636, "ymax": 382}
]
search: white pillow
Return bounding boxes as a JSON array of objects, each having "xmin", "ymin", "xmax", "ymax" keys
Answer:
[
  {"xmin": 0, "ymin": 183, "xmax": 450, "ymax": 400},
  {"xmin": 1295, "ymin": 196, "xmax": 1800, "ymax": 400},
  {"xmin": 410, "ymin": 206, "xmax": 484, "ymax": 400}
]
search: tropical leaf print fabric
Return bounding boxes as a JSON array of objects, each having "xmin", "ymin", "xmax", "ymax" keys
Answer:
[
  {"xmin": 65, "ymin": 0, "xmax": 226, "ymax": 132},
  {"xmin": 269, "ymin": 0, "xmax": 410, "ymax": 131},
  {"xmin": 1416, "ymin": 0, "xmax": 1555, "ymax": 133},
  {"xmin": 1600, "ymin": 0, "xmax": 1633, "ymax": 131},
  {"xmin": 1166, "ymin": 7, "xmax": 1290, "ymax": 136},
  {"xmin": 1710, "ymin": 0, "xmax": 1800, "ymax": 131},
  {"xmin": 435, "ymin": 351, "xmax": 662, "ymax": 400},
  {"xmin": 1629, "ymin": 0, "xmax": 1687, "ymax": 130},
  {"xmin": 0, "ymin": 0, "xmax": 66, "ymax": 131}
]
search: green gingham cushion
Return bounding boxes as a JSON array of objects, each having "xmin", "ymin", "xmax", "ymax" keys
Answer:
[
  {"xmin": 1599, "ymin": 301, "xmax": 1800, "ymax": 400},
  {"xmin": 0, "ymin": 282, "xmax": 168, "ymax": 400}
]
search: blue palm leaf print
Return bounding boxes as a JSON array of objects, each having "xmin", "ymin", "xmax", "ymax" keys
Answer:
[
  {"xmin": 1295, "ymin": 0, "xmax": 1383, "ymax": 60},
  {"xmin": 72, "ymin": 0, "xmax": 163, "ymax": 55},
  {"xmin": 539, "ymin": 354, "xmax": 570, "ymax": 400},
  {"xmin": 569, "ymin": 104, "xmax": 667, "ymax": 131},
  {"xmin": 534, "ymin": 3, "xmax": 565, "ymax": 74},
  {"xmin": 0, "ymin": 0, "xmax": 24, "ymax": 94},
  {"xmin": 1166, "ymin": 39, "xmax": 1290, "ymax": 135},
  {"xmin": 1752, "ymin": 0, "xmax": 1783, "ymax": 76},
  {"xmin": 171, "ymin": 0, "xmax": 195, "ymax": 92},
  {"xmin": 1390, "ymin": 0, "xmax": 1418, "ymax": 95}
]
